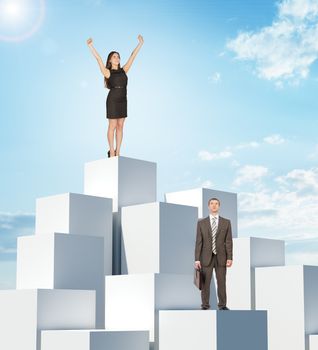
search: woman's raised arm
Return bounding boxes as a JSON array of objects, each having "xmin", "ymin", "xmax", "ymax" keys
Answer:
[
  {"xmin": 87, "ymin": 38, "xmax": 110, "ymax": 78},
  {"xmin": 122, "ymin": 34, "xmax": 144, "ymax": 74}
]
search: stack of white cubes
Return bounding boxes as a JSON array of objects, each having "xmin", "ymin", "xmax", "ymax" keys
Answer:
[{"xmin": 0, "ymin": 155, "xmax": 317, "ymax": 350}]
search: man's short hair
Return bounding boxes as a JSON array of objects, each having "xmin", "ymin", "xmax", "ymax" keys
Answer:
[{"xmin": 208, "ymin": 197, "xmax": 220, "ymax": 206}]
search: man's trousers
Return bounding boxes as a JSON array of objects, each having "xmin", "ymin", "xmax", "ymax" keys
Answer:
[{"xmin": 200, "ymin": 253, "xmax": 227, "ymax": 308}]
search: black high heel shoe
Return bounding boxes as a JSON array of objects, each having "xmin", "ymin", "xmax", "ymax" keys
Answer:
[{"xmin": 107, "ymin": 150, "xmax": 110, "ymax": 158}]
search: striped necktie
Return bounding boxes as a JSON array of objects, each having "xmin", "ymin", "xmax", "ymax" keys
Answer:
[{"xmin": 211, "ymin": 216, "xmax": 217, "ymax": 254}]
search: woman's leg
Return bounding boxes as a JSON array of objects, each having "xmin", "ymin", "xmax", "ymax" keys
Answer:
[
  {"xmin": 115, "ymin": 117, "xmax": 125, "ymax": 156},
  {"xmin": 107, "ymin": 118, "xmax": 117, "ymax": 156}
]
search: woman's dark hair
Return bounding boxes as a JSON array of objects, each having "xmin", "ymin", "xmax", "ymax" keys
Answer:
[{"xmin": 104, "ymin": 51, "xmax": 121, "ymax": 89}]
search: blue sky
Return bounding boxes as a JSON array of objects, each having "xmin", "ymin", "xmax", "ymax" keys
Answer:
[{"xmin": 1, "ymin": 0, "xmax": 318, "ymax": 288}]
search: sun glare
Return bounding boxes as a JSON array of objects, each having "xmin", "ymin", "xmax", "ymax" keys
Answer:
[
  {"xmin": 4, "ymin": 2, "xmax": 23, "ymax": 19},
  {"xmin": 0, "ymin": 0, "xmax": 45, "ymax": 42}
]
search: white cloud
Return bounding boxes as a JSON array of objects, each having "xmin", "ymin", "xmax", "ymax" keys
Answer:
[
  {"xmin": 233, "ymin": 165, "xmax": 269, "ymax": 187},
  {"xmin": 0, "ymin": 261, "xmax": 16, "ymax": 290},
  {"xmin": 276, "ymin": 167, "xmax": 318, "ymax": 193},
  {"xmin": 279, "ymin": 0, "xmax": 318, "ymax": 19},
  {"xmin": 264, "ymin": 134, "xmax": 285, "ymax": 144},
  {"xmin": 199, "ymin": 134, "xmax": 284, "ymax": 162},
  {"xmin": 0, "ymin": 212, "xmax": 34, "ymax": 289},
  {"xmin": 0, "ymin": 212, "xmax": 34, "ymax": 261},
  {"xmin": 0, "ymin": 281, "xmax": 14, "ymax": 289},
  {"xmin": 279, "ymin": 235, "xmax": 318, "ymax": 266},
  {"xmin": 194, "ymin": 176, "xmax": 214, "ymax": 188},
  {"xmin": 286, "ymin": 250, "xmax": 318, "ymax": 265},
  {"xmin": 208, "ymin": 72, "xmax": 221, "ymax": 84},
  {"xmin": 235, "ymin": 141, "xmax": 260, "ymax": 149},
  {"xmin": 238, "ymin": 167, "xmax": 318, "ymax": 241},
  {"xmin": 201, "ymin": 180, "xmax": 214, "ymax": 187},
  {"xmin": 226, "ymin": 0, "xmax": 318, "ymax": 85},
  {"xmin": 231, "ymin": 159, "xmax": 240, "ymax": 167},
  {"xmin": 0, "ymin": 246, "xmax": 17, "ymax": 254},
  {"xmin": 198, "ymin": 149, "xmax": 232, "ymax": 160}
]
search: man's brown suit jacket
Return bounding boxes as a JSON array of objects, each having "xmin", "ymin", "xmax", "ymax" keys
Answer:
[{"xmin": 195, "ymin": 215, "xmax": 233, "ymax": 267}]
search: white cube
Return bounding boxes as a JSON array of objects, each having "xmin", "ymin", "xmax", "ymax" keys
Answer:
[
  {"xmin": 226, "ymin": 237, "xmax": 285, "ymax": 309},
  {"xmin": 41, "ymin": 330, "xmax": 149, "ymax": 350},
  {"xmin": 165, "ymin": 187, "xmax": 238, "ymax": 237},
  {"xmin": 159, "ymin": 310, "xmax": 267, "ymax": 350},
  {"xmin": 310, "ymin": 335, "xmax": 318, "ymax": 349},
  {"xmin": 105, "ymin": 273, "xmax": 207, "ymax": 346},
  {"xmin": 84, "ymin": 156, "xmax": 157, "ymax": 212},
  {"xmin": 16, "ymin": 233, "xmax": 105, "ymax": 328},
  {"xmin": 121, "ymin": 202, "xmax": 198, "ymax": 274},
  {"xmin": 0, "ymin": 289, "xmax": 95, "ymax": 350},
  {"xmin": 35, "ymin": 192, "xmax": 112, "ymax": 274},
  {"xmin": 255, "ymin": 265, "xmax": 318, "ymax": 350}
]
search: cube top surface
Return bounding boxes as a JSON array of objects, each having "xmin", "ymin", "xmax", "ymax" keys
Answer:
[
  {"xmin": 166, "ymin": 187, "xmax": 237, "ymax": 195},
  {"xmin": 42, "ymin": 329, "xmax": 149, "ymax": 334},
  {"xmin": 0, "ymin": 288, "xmax": 96, "ymax": 294},
  {"xmin": 121, "ymin": 200, "xmax": 198, "ymax": 210},
  {"xmin": 159, "ymin": 309, "xmax": 266, "ymax": 315},
  {"xmin": 256, "ymin": 264, "xmax": 311, "ymax": 272},
  {"xmin": 36, "ymin": 192, "xmax": 113, "ymax": 202},
  {"xmin": 84, "ymin": 156, "xmax": 157, "ymax": 211},
  {"xmin": 85, "ymin": 155, "xmax": 157, "ymax": 166},
  {"xmin": 241, "ymin": 236, "xmax": 285, "ymax": 243}
]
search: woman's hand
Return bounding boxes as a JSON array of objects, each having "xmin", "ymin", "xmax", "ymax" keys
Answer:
[
  {"xmin": 87, "ymin": 37, "xmax": 93, "ymax": 46},
  {"xmin": 138, "ymin": 34, "xmax": 144, "ymax": 45}
]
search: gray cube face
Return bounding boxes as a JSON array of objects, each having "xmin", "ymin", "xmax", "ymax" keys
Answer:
[
  {"xmin": 165, "ymin": 187, "xmax": 238, "ymax": 237},
  {"xmin": 35, "ymin": 193, "xmax": 112, "ymax": 236},
  {"xmin": 255, "ymin": 265, "xmax": 318, "ymax": 350},
  {"xmin": 159, "ymin": 310, "xmax": 267, "ymax": 350},
  {"xmin": 41, "ymin": 330, "xmax": 149, "ymax": 350},
  {"xmin": 16, "ymin": 233, "xmax": 105, "ymax": 328},
  {"xmin": 226, "ymin": 237, "xmax": 285, "ymax": 310},
  {"xmin": 84, "ymin": 156, "xmax": 157, "ymax": 212},
  {"xmin": 0, "ymin": 289, "xmax": 96, "ymax": 350},
  {"xmin": 105, "ymin": 273, "xmax": 201, "ymax": 344},
  {"xmin": 34, "ymin": 192, "xmax": 113, "ymax": 274},
  {"xmin": 216, "ymin": 310, "xmax": 268, "ymax": 350},
  {"xmin": 121, "ymin": 202, "xmax": 198, "ymax": 275}
]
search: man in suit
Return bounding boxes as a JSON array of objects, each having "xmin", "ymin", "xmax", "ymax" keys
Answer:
[{"xmin": 194, "ymin": 197, "xmax": 233, "ymax": 310}]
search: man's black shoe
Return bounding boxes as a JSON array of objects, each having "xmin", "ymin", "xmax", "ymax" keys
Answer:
[
  {"xmin": 218, "ymin": 306, "xmax": 230, "ymax": 310},
  {"xmin": 201, "ymin": 306, "xmax": 210, "ymax": 310}
]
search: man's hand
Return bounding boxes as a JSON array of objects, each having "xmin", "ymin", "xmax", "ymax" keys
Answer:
[
  {"xmin": 226, "ymin": 260, "xmax": 233, "ymax": 267},
  {"xmin": 194, "ymin": 261, "xmax": 201, "ymax": 270}
]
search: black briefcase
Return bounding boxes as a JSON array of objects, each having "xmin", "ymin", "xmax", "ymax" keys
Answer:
[{"xmin": 193, "ymin": 267, "xmax": 204, "ymax": 290}]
